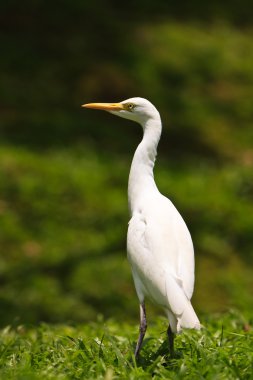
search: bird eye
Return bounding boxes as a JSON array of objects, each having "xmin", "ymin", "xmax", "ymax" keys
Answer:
[{"xmin": 127, "ymin": 103, "xmax": 135, "ymax": 111}]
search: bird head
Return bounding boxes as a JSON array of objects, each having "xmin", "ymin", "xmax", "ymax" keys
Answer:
[{"xmin": 82, "ymin": 97, "xmax": 160, "ymax": 126}]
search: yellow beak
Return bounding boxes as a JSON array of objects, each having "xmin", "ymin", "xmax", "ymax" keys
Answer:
[{"xmin": 81, "ymin": 102, "xmax": 124, "ymax": 111}]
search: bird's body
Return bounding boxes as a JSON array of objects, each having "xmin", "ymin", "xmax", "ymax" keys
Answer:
[{"xmin": 82, "ymin": 97, "xmax": 200, "ymax": 356}]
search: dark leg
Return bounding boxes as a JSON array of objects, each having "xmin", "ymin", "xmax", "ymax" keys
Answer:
[
  {"xmin": 134, "ymin": 302, "xmax": 147, "ymax": 358},
  {"xmin": 167, "ymin": 325, "xmax": 174, "ymax": 357}
]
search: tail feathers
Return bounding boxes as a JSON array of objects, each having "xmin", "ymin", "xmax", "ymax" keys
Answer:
[
  {"xmin": 164, "ymin": 274, "xmax": 200, "ymax": 333},
  {"xmin": 176, "ymin": 301, "xmax": 200, "ymax": 332}
]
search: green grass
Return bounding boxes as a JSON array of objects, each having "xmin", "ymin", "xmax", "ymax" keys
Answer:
[{"xmin": 0, "ymin": 311, "xmax": 252, "ymax": 379}]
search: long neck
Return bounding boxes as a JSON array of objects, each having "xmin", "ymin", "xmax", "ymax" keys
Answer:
[{"xmin": 128, "ymin": 116, "xmax": 162, "ymax": 215}]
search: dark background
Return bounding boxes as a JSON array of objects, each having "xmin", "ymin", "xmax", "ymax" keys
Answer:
[{"xmin": 0, "ymin": 1, "xmax": 253, "ymax": 326}]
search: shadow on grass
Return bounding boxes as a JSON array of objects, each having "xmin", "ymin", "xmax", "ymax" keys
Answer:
[{"xmin": 132, "ymin": 337, "xmax": 183, "ymax": 371}]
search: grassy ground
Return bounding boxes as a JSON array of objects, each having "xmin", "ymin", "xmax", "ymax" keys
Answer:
[{"xmin": 0, "ymin": 311, "xmax": 252, "ymax": 379}]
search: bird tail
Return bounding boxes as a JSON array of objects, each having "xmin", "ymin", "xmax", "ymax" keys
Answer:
[
  {"xmin": 176, "ymin": 300, "xmax": 200, "ymax": 332},
  {"xmin": 164, "ymin": 275, "xmax": 201, "ymax": 333}
]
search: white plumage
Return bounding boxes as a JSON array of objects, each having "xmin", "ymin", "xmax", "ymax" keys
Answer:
[{"xmin": 82, "ymin": 97, "xmax": 200, "ymax": 357}]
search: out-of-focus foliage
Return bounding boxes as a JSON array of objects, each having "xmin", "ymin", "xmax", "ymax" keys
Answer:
[{"xmin": 0, "ymin": 1, "xmax": 253, "ymax": 325}]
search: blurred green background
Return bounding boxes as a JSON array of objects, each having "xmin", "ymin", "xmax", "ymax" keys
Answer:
[{"xmin": 1, "ymin": 1, "xmax": 253, "ymax": 326}]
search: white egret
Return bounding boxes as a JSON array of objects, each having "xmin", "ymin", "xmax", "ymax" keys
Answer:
[{"xmin": 82, "ymin": 97, "xmax": 200, "ymax": 357}]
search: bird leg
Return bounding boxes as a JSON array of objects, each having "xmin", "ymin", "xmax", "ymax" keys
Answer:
[
  {"xmin": 134, "ymin": 302, "xmax": 147, "ymax": 358},
  {"xmin": 167, "ymin": 325, "xmax": 175, "ymax": 357}
]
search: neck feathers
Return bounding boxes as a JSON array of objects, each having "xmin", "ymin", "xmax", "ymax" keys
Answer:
[{"xmin": 128, "ymin": 116, "xmax": 162, "ymax": 214}]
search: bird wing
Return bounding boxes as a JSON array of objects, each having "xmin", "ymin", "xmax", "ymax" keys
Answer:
[{"xmin": 167, "ymin": 199, "xmax": 195, "ymax": 301}]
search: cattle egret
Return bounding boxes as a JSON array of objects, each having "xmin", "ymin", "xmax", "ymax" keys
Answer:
[{"xmin": 82, "ymin": 97, "xmax": 200, "ymax": 357}]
